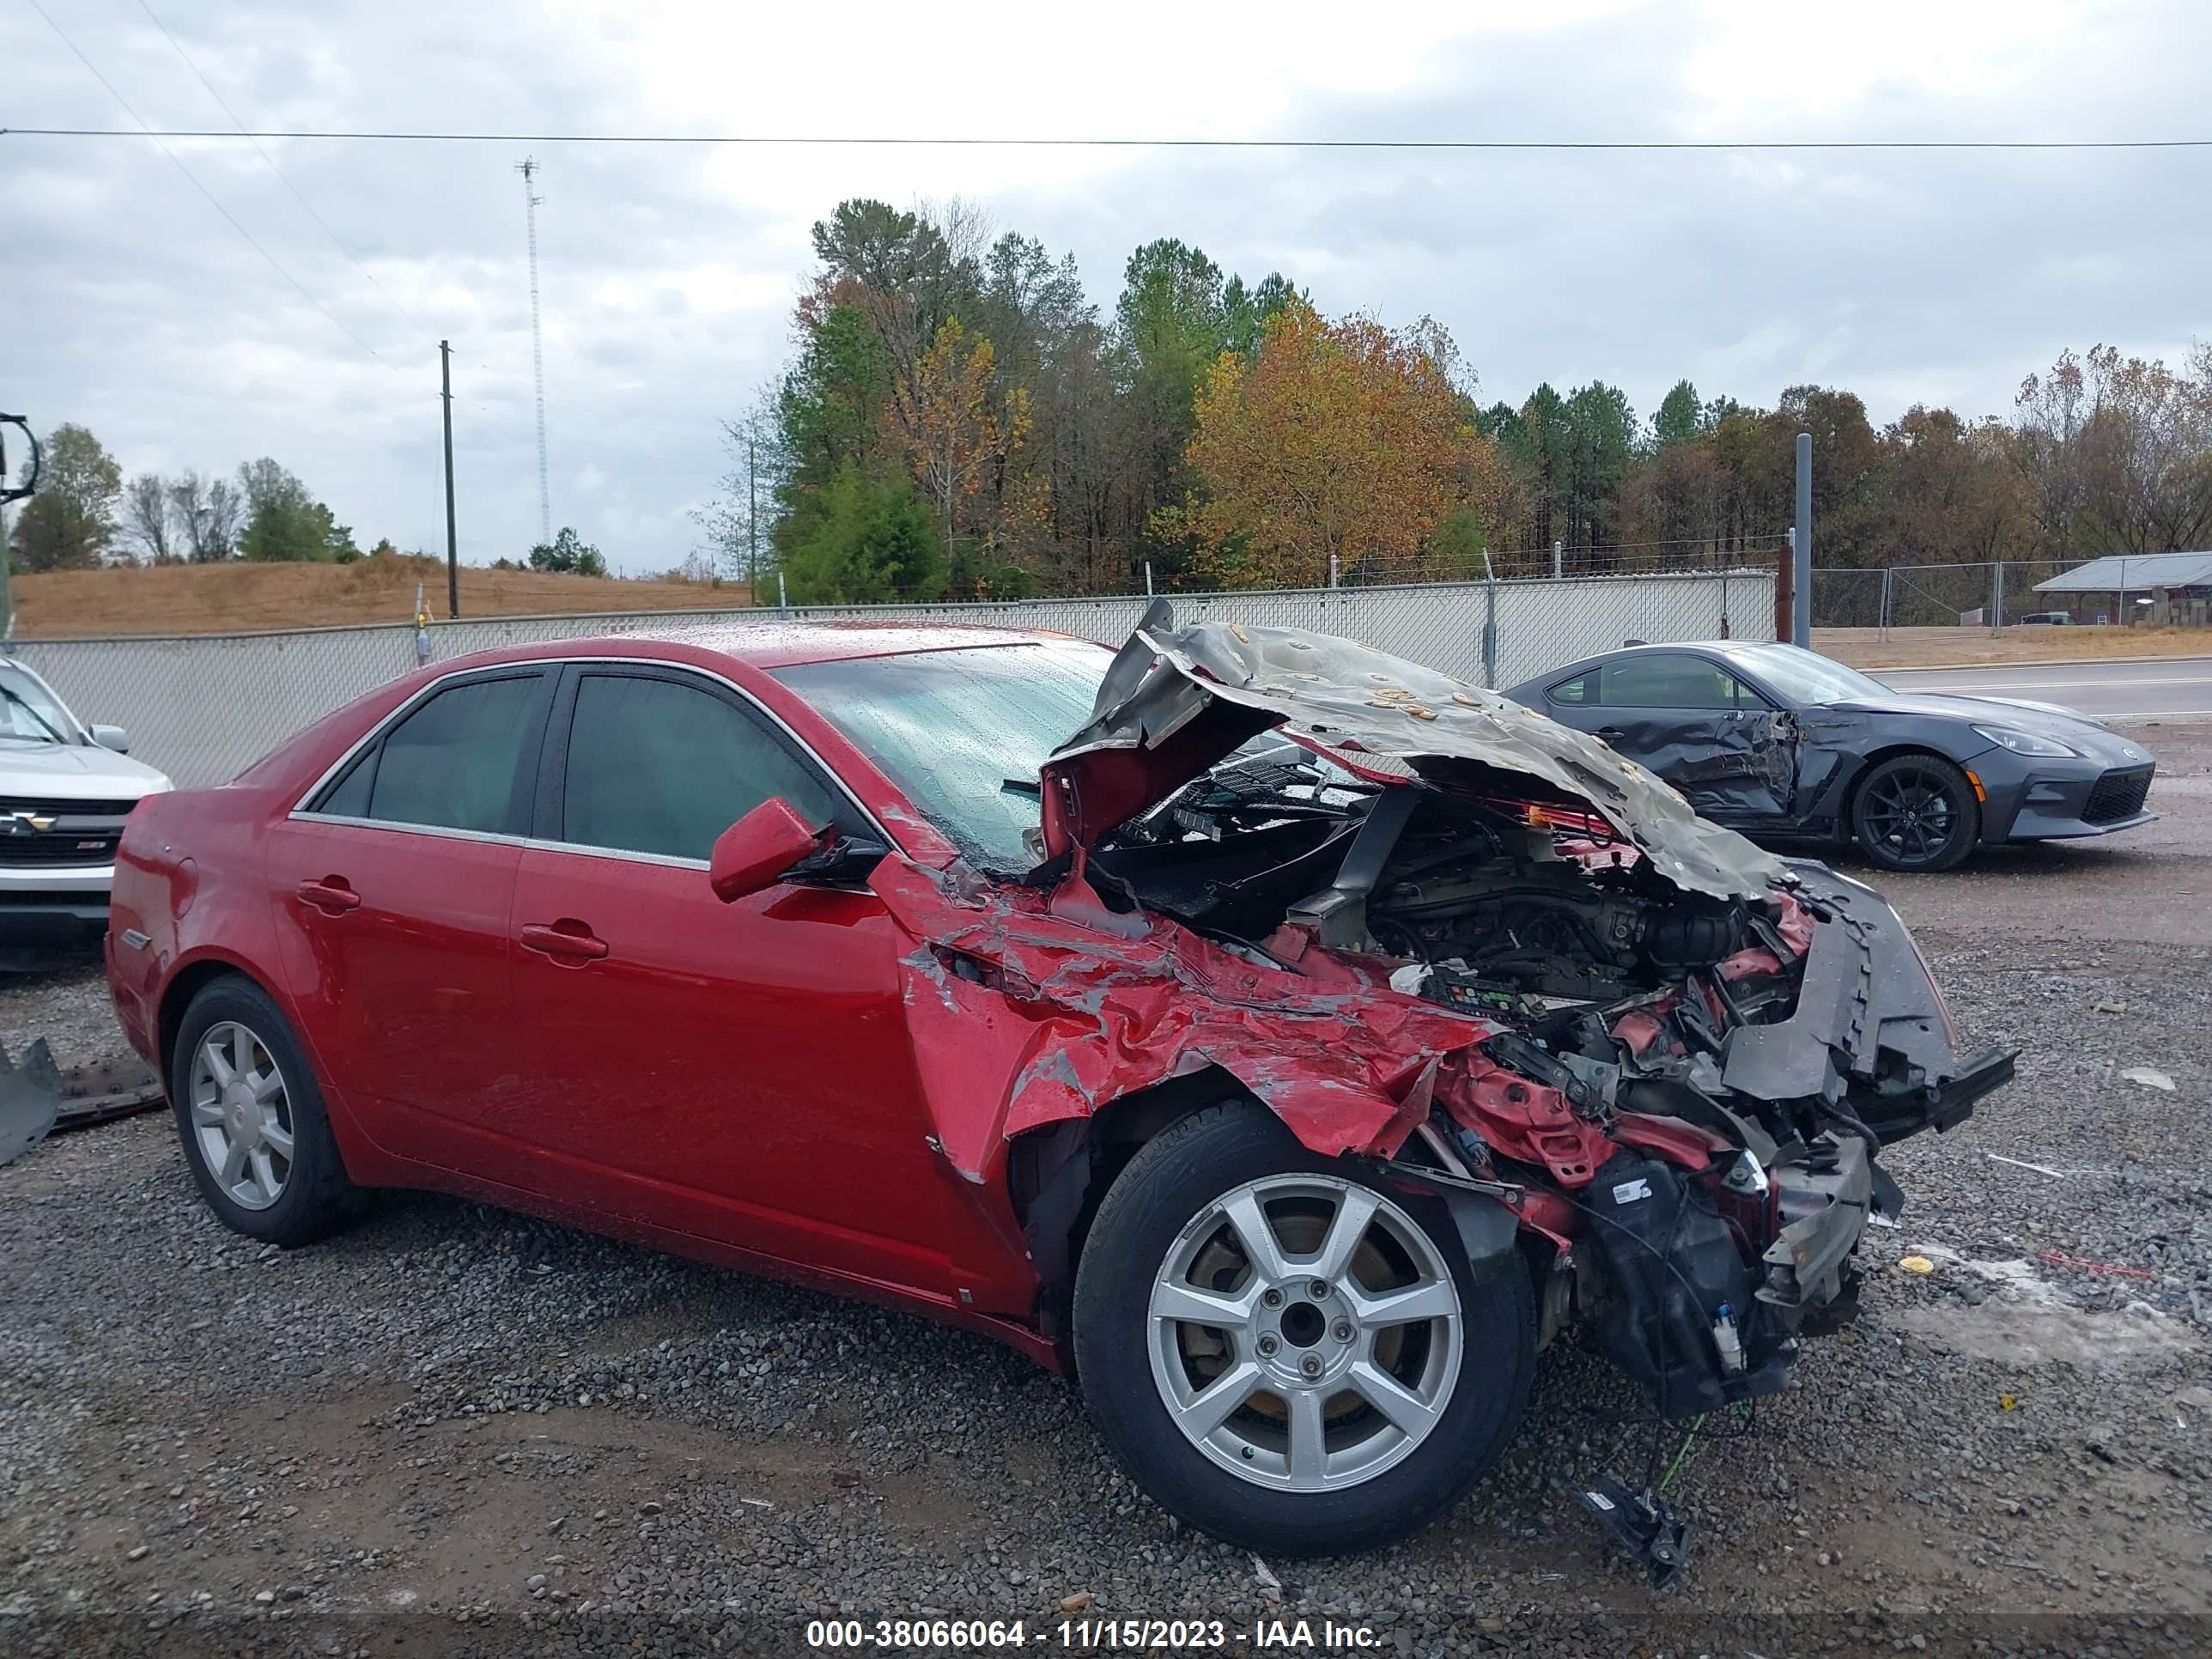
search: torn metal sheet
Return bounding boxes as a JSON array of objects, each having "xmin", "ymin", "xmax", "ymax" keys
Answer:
[
  {"xmin": 1573, "ymin": 708, "xmax": 1799, "ymax": 821},
  {"xmin": 871, "ymin": 857, "xmax": 1480, "ymax": 1185},
  {"xmin": 0, "ymin": 1042, "xmax": 162, "ymax": 1165},
  {"xmin": 1042, "ymin": 599, "xmax": 1788, "ymax": 902},
  {"xmin": 0, "ymin": 1038, "xmax": 63, "ymax": 1167},
  {"xmin": 51, "ymin": 1057, "xmax": 166, "ymax": 1131}
]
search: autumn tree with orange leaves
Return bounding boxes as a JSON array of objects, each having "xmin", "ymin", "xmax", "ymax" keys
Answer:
[
  {"xmin": 1166, "ymin": 300, "xmax": 1509, "ymax": 588},
  {"xmin": 887, "ymin": 318, "xmax": 1048, "ymax": 569},
  {"xmin": 713, "ymin": 196, "xmax": 2212, "ymax": 603}
]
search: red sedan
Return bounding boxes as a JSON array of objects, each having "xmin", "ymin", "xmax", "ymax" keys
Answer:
[{"xmin": 106, "ymin": 608, "xmax": 2008, "ymax": 1559}]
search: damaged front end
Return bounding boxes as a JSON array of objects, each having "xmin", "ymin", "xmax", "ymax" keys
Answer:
[{"xmin": 960, "ymin": 601, "xmax": 2014, "ymax": 1423}]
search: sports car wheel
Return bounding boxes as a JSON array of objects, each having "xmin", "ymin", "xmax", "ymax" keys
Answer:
[
  {"xmin": 1073, "ymin": 1103, "xmax": 1534, "ymax": 1556},
  {"xmin": 171, "ymin": 975, "xmax": 359, "ymax": 1247},
  {"xmin": 1851, "ymin": 753, "xmax": 1979, "ymax": 872}
]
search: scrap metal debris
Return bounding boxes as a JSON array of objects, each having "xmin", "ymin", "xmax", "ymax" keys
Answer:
[
  {"xmin": 0, "ymin": 1039, "xmax": 62, "ymax": 1166},
  {"xmin": 2120, "ymin": 1066, "xmax": 2177, "ymax": 1093},
  {"xmin": 1985, "ymin": 1152, "xmax": 2067, "ymax": 1178},
  {"xmin": 49, "ymin": 1055, "xmax": 166, "ymax": 1131},
  {"xmin": 1577, "ymin": 1474, "xmax": 1691, "ymax": 1590},
  {"xmin": 0, "ymin": 1039, "xmax": 164, "ymax": 1167},
  {"xmin": 2037, "ymin": 1250, "xmax": 2155, "ymax": 1282}
]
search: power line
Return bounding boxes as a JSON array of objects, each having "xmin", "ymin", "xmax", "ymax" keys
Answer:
[
  {"xmin": 21, "ymin": 0, "xmax": 412, "ymax": 382},
  {"xmin": 26, "ymin": 5, "xmax": 710, "ymax": 509},
  {"xmin": 131, "ymin": 0, "xmax": 439, "ymax": 347},
  {"xmin": 5, "ymin": 127, "xmax": 2210, "ymax": 151}
]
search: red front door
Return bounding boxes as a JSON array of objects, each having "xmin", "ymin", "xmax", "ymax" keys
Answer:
[
  {"xmin": 495, "ymin": 663, "xmax": 992, "ymax": 1302},
  {"xmin": 507, "ymin": 844, "xmax": 959, "ymax": 1291}
]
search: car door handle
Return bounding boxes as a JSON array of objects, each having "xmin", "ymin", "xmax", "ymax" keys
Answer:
[
  {"xmin": 518, "ymin": 920, "xmax": 609, "ymax": 961},
  {"xmin": 1595, "ymin": 726, "xmax": 1627, "ymax": 740},
  {"xmin": 295, "ymin": 877, "xmax": 361, "ymax": 915}
]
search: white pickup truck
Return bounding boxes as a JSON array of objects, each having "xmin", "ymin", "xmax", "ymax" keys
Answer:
[{"xmin": 0, "ymin": 656, "xmax": 172, "ymax": 969}]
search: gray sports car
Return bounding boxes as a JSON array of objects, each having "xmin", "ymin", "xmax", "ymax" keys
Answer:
[{"xmin": 1504, "ymin": 641, "xmax": 2156, "ymax": 872}]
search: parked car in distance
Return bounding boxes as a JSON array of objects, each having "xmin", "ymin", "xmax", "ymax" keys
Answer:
[
  {"xmin": 107, "ymin": 611, "xmax": 2007, "ymax": 1557},
  {"xmin": 2017, "ymin": 611, "xmax": 2072, "ymax": 625},
  {"xmin": 0, "ymin": 655, "xmax": 172, "ymax": 969},
  {"xmin": 1504, "ymin": 640, "xmax": 2155, "ymax": 872}
]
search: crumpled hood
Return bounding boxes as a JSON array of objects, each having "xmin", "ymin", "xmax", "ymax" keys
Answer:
[{"xmin": 1041, "ymin": 600, "xmax": 1790, "ymax": 902}]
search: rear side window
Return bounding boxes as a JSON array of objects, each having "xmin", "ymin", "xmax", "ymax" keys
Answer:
[
  {"xmin": 313, "ymin": 674, "xmax": 542, "ymax": 834},
  {"xmin": 1547, "ymin": 673, "xmax": 1590, "ymax": 705},
  {"xmin": 557, "ymin": 672, "xmax": 843, "ymax": 861}
]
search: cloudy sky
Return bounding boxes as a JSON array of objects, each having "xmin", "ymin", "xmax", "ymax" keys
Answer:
[{"xmin": 6, "ymin": 0, "xmax": 2208, "ymax": 575}]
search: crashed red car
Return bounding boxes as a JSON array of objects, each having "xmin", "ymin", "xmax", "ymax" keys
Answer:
[{"xmin": 106, "ymin": 605, "xmax": 2010, "ymax": 1558}]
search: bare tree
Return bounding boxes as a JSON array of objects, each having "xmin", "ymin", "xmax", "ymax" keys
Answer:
[
  {"xmin": 169, "ymin": 470, "xmax": 241, "ymax": 562},
  {"xmin": 2015, "ymin": 344, "xmax": 2212, "ymax": 556},
  {"xmin": 693, "ymin": 383, "xmax": 787, "ymax": 592},
  {"xmin": 121, "ymin": 472, "xmax": 178, "ymax": 565}
]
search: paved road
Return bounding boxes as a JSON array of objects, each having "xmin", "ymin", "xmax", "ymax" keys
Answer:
[{"xmin": 1875, "ymin": 654, "xmax": 2212, "ymax": 720}]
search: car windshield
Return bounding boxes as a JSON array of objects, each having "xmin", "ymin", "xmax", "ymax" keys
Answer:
[
  {"xmin": 772, "ymin": 642, "xmax": 1112, "ymax": 871},
  {"xmin": 0, "ymin": 665, "xmax": 80, "ymax": 744},
  {"xmin": 1719, "ymin": 643, "xmax": 1893, "ymax": 706}
]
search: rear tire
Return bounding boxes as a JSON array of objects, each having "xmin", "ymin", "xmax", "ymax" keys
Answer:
[
  {"xmin": 1850, "ymin": 752, "xmax": 1980, "ymax": 872},
  {"xmin": 1073, "ymin": 1102, "xmax": 1534, "ymax": 1556},
  {"xmin": 170, "ymin": 975, "xmax": 359, "ymax": 1247}
]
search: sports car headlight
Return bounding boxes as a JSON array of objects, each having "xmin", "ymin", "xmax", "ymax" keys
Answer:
[{"xmin": 1971, "ymin": 723, "xmax": 2080, "ymax": 759}]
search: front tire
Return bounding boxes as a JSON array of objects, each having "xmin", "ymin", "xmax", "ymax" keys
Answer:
[
  {"xmin": 1073, "ymin": 1102, "xmax": 1535, "ymax": 1556},
  {"xmin": 1851, "ymin": 752, "xmax": 1980, "ymax": 872},
  {"xmin": 170, "ymin": 975, "xmax": 359, "ymax": 1247}
]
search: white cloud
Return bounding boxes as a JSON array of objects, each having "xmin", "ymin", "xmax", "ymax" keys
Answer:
[{"xmin": 4, "ymin": 0, "xmax": 2207, "ymax": 574}]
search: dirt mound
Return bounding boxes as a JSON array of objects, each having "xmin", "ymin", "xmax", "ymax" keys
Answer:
[{"xmin": 12, "ymin": 556, "xmax": 757, "ymax": 638}]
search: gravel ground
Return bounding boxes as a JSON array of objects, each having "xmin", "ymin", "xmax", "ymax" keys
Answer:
[{"xmin": 3, "ymin": 726, "xmax": 2209, "ymax": 1659}]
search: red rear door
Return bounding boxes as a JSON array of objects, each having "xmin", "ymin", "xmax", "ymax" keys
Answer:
[{"xmin": 266, "ymin": 667, "xmax": 554, "ymax": 1173}]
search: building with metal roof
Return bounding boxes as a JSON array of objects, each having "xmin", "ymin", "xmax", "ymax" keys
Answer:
[
  {"xmin": 2032, "ymin": 551, "xmax": 2212, "ymax": 593},
  {"xmin": 2029, "ymin": 550, "xmax": 2212, "ymax": 625}
]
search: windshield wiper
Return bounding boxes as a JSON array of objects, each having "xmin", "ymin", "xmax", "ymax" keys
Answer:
[
  {"xmin": 1000, "ymin": 777, "xmax": 1042, "ymax": 799},
  {"xmin": 0, "ymin": 686, "xmax": 66, "ymax": 744}
]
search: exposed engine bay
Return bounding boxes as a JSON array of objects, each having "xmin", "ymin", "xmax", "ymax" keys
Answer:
[{"xmin": 1058, "ymin": 647, "xmax": 2014, "ymax": 1429}]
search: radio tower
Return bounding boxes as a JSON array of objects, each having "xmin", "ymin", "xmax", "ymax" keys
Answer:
[{"xmin": 517, "ymin": 156, "xmax": 550, "ymax": 545}]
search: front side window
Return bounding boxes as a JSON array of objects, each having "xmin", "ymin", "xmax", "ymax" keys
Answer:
[
  {"xmin": 317, "ymin": 673, "xmax": 541, "ymax": 833},
  {"xmin": 558, "ymin": 672, "xmax": 842, "ymax": 861},
  {"xmin": 1595, "ymin": 656, "xmax": 1754, "ymax": 711},
  {"xmin": 1716, "ymin": 643, "xmax": 1888, "ymax": 706}
]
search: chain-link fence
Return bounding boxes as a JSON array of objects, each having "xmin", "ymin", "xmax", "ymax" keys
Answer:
[
  {"xmin": 13, "ymin": 567, "xmax": 1773, "ymax": 788},
  {"xmin": 1809, "ymin": 559, "xmax": 2158, "ymax": 634}
]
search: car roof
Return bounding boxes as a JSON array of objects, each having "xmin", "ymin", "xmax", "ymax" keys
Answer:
[
  {"xmin": 1503, "ymin": 639, "xmax": 1831, "ymax": 700},
  {"xmin": 445, "ymin": 618, "xmax": 1088, "ymax": 676}
]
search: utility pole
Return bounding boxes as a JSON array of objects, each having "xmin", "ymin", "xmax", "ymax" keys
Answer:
[
  {"xmin": 518, "ymin": 157, "xmax": 551, "ymax": 546},
  {"xmin": 747, "ymin": 437, "xmax": 757, "ymax": 590},
  {"xmin": 0, "ymin": 414, "xmax": 37, "ymax": 643},
  {"xmin": 1792, "ymin": 432, "xmax": 1813, "ymax": 647},
  {"xmin": 440, "ymin": 341, "xmax": 459, "ymax": 618}
]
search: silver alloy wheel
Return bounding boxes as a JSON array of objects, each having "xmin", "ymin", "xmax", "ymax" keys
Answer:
[
  {"xmin": 187, "ymin": 1020, "xmax": 295, "ymax": 1212},
  {"xmin": 1146, "ymin": 1173, "xmax": 1462, "ymax": 1492}
]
